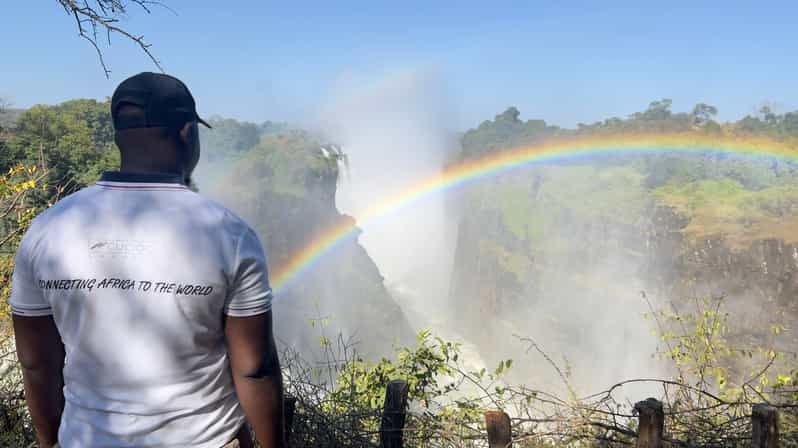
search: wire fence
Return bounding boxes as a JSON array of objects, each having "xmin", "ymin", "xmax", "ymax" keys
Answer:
[
  {"xmin": 0, "ymin": 326, "xmax": 796, "ymax": 447},
  {"xmin": 278, "ymin": 333, "xmax": 798, "ymax": 448}
]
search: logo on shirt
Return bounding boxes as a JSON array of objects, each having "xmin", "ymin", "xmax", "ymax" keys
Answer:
[{"xmin": 87, "ymin": 239, "xmax": 152, "ymax": 258}]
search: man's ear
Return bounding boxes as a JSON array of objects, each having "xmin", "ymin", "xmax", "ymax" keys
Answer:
[{"xmin": 178, "ymin": 121, "xmax": 194, "ymax": 147}]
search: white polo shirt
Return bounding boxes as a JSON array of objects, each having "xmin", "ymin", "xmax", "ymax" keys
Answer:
[{"xmin": 9, "ymin": 171, "xmax": 272, "ymax": 448}]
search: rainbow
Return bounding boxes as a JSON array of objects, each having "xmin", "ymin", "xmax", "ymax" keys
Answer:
[{"xmin": 271, "ymin": 132, "xmax": 798, "ymax": 292}]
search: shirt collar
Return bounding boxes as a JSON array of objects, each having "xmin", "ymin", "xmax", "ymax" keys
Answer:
[{"xmin": 99, "ymin": 171, "xmax": 184, "ymax": 185}]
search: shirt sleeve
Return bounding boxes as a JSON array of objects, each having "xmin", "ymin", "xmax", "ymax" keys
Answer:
[
  {"xmin": 224, "ymin": 226, "xmax": 272, "ymax": 317},
  {"xmin": 9, "ymin": 233, "xmax": 52, "ymax": 317}
]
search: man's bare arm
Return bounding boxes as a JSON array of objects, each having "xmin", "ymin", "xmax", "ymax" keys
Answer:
[
  {"xmin": 13, "ymin": 315, "xmax": 65, "ymax": 448},
  {"xmin": 225, "ymin": 310, "xmax": 285, "ymax": 447}
]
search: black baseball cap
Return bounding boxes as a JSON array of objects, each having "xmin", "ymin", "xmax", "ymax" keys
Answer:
[{"xmin": 111, "ymin": 72, "xmax": 211, "ymax": 130}]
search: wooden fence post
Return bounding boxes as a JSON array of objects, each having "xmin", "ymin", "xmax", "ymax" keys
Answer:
[
  {"xmin": 752, "ymin": 404, "xmax": 779, "ymax": 448},
  {"xmin": 484, "ymin": 410, "xmax": 512, "ymax": 448},
  {"xmin": 380, "ymin": 379, "xmax": 409, "ymax": 448},
  {"xmin": 284, "ymin": 394, "xmax": 297, "ymax": 445},
  {"xmin": 634, "ymin": 398, "xmax": 663, "ymax": 448}
]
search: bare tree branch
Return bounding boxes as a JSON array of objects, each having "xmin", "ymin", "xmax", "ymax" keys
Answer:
[{"xmin": 56, "ymin": 0, "xmax": 171, "ymax": 77}]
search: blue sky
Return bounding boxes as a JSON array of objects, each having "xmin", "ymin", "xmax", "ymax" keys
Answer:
[{"xmin": 2, "ymin": 1, "xmax": 797, "ymax": 129}]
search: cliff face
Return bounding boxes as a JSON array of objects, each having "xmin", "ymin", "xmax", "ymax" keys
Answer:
[
  {"xmin": 448, "ymin": 165, "xmax": 798, "ymax": 350},
  {"xmin": 448, "ymin": 109, "xmax": 798, "ymax": 362},
  {"xmin": 645, "ymin": 205, "xmax": 798, "ymax": 320},
  {"xmin": 207, "ymin": 131, "xmax": 414, "ymax": 358}
]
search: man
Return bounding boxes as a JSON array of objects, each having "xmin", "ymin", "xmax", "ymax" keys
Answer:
[{"xmin": 10, "ymin": 72, "xmax": 284, "ymax": 447}]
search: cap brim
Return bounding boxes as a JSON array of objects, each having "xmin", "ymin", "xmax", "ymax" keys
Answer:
[{"xmin": 197, "ymin": 117, "xmax": 212, "ymax": 129}]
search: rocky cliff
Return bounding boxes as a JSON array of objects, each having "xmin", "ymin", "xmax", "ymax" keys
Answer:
[
  {"xmin": 204, "ymin": 129, "xmax": 414, "ymax": 359},
  {"xmin": 446, "ymin": 107, "xmax": 798, "ymax": 388}
]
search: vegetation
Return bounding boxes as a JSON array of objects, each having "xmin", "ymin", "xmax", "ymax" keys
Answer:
[
  {"xmin": 0, "ymin": 163, "xmax": 49, "ymax": 446},
  {"xmin": 655, "ymin": 179, "xmax": 798, "ymax": 249},
  {"xmin": 2, "ymin": 99, "xmax": 118, "ymax": 197},
  {"xmin": 278, "ymin": 295, "xmax": 797, "ymax": 447},
  {"xmin": 452, "ymin": 100, "xmax": 798, "ymax": 319}
]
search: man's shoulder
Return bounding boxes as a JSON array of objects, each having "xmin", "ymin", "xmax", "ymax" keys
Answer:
[
  {"xmin": 17, "ymin": 185, "xmax": 101, "ymax": 252},
  {"xmin": 27, "ymin": 185, "xmax": 100, "ymax": 227},
  {"xmin": 187, "ymin": 192, "xmax": 256, "ymax": 236}
]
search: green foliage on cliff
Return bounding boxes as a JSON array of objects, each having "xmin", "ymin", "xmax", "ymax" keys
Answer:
[
  {"xmin": 469, "ymin": 164, "xmax": 648, "ymax": 250},
  {"xmin": 461, "ymin": 107, "xmax": 560, "ymax": 157},
  {"xmin": 199, "ymin": 116, "xmax": 290, "ymax": 163},
  {"xmin": 222, "ymin": 131, "xmax": 338, "ymax": 200},
  {"xmin": 208, "ymin": 126, "xmax": 413, "ymax": 358},
  {"xmin": 655, "ymin": 179, "xmax": 798, "ymax": 248},
  {"xmin": 486, "ymin": 184, "xmax": 536, "ymax": 240},
  {"xmin": 450, "ymin": 102, "xmax": 798, "ymax": 390},
  {"xmin": 460, "ymin": 100, "xmax": 798, "ymax": 253}
]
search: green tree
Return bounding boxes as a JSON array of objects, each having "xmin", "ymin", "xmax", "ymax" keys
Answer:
[
  {"xmin": 636, "ymin": 98, "xmax": 673, "ymax": 121},
  {"xmin": 761, "ymin": 105, "xmax": 779, "ymax": 125},
  {"xmin": 691, "ymin": 102, "xmax": 718, "ymax": 125},
  {"xmin": 461, "ymin": 107, "xmax": 559, "ymax": 157},
  {"xmin": 200, "ymin": 117, "xmax": 261, "ymax": 163},
  {"xmin": 736, "ymin": 115, "xmax": 766, "ymax": 133},
  {"xmin": 6, "ymin": 99, "xmax": 118, "ymax": 196}
]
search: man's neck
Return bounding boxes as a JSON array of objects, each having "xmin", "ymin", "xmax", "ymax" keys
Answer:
[{"xmin": 119, "ymin": 161, "xmax": 183, "ymax": 177}]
